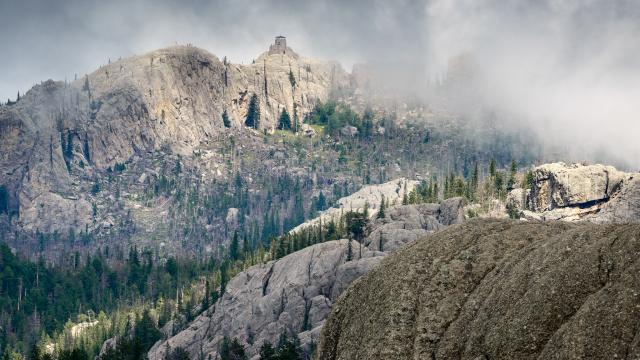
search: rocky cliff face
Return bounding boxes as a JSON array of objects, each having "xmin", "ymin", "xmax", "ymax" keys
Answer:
[
  {"xmin": 0, "ymin": 45, "xmax": 351, "ymax": 233},
  {"xmin": 507, "ymin": 162, "xmax": 640, "ymax": 223},
  {"xmin": 148, "ymin": 240, "xmax": 383, "ymax": 360},
  {"xmin": 318, "ymin": 219, "xmax": 640, "ymax": 360},
  {"xmin": 148, "ymin": 197, "xmax": 466, "ymax": 360}
]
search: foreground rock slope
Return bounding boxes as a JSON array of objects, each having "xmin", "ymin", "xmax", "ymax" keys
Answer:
[{"xmin": 318, "ymin": 219, "xmax": 640, "ymax": 360}]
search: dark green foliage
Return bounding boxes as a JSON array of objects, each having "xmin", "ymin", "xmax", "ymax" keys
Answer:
[
  {"xmin": 91, "ymin": 182, "xmax": 101, "ymax": 195},
  {"xmin": 523, "ymin": 170, "xmax": 535, "ymax": 190},
  {"xmin": 288, "ymin": 69, "xmax": 296, "ymax": 89},
  {"xmin": 133, "ymin": 309, "xmax": 162, "ymax": 351},
  {"xmin": 245, "ymin": 94, "xmax": 260, "ymax": 129},
  {"xmin": 83, "ymin": 76, "xmax": 91, "ymax": 97},
  {"xmin": 229, "ymin": 231, "xmax": 240, "ymax": 261},
  {"xmin": 98, "ymin": 336, "xmax": 144, "ymax": 360},
  {"xmin": 113, "ymin": 163, "xmax": 126, "ymax": 172},
  {"xmin": 278, "ymin": 108, "xmax": 292, "ymax": 130},
  {"xmin": 306, "ymin": 102, "xmax": 363, "ymax": 137},
  {"xmin": 64, "ymin": 131, "xmax": 74, "ymax": 160},
  {"xmin": 377, "ymin": 195, "xmax": 386, "ymax": 219},
  {"xmin": 507, "ymin": 160, "xmax": 518, "ymax": 190},
  {"xmin": 220, "ymin": 261, "xmax": 229, "ymax": 296},
  {"xmin": 360, "ymin": 108, "xmax": 374, "ymax": 139},
  {"xmin": 345, "ymin": 211, "xmax": 366, "ymax": 242},
  {"xmin": 220, "ymin": 337, "xmax": 247, "ymax": 360},
  {"xmin": 0, "ymin": 240, "xmax": 218, "ymax": 357},
  {"xmin": 222, "ymin": 110, "xmax": 231, "ymax": 128},
  {"xmin": 315, "ymin": 191, "xmax": 327, "ymax": 212},
  {"xmin": 0, "ymin": 185, "xmax": 8, "ymax": 214},
  {"xmin": 259, "ymin": 342, "xmax": 277, "ymax": 360},
  {"xmin": 58, "ymin": 349, "xmax": 88, "ymax": 360},
  {"xmin": 258, "ymin": 333, "xmax": 303, "ymax": 360},
  {"xmin": 489, "ymin": 159, "xmax": 497, "ymax": 178},
  {"xmin": 83, "ymin": 137, "xmax": 91, "ymax": 164}
]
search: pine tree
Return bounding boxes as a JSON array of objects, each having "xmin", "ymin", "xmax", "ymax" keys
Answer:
[
  {"xmin": 489, "ymin": 159, "xmax": 497, "ymax": 178},
  {"xmin": 258, "ymin": 342, "xmax": 277, "ymax": 360},
  {"xmin": 220, "ymin": 337, "xmax": 247, "ymax": 360},
  {"xmin": 83, "ymin": 75, "xmax": 91, "ymax": 98},
  {"xmin": 278, "ymin": 108, "xmax": 292, "ymax": 130},
  {"xmin": 245, "ymin": 94, "xmax": 260, "ymax": 129},
  {"xmin": 316, "ymin": 191, "xmax": 327, "ymax": 211},
  {"xmin": 292, "ymin": 103, "xmax": 299, "ymax": 133},
  {"xmin": 222, "ymin": 109, "xmax": 231, "ymax": 128},
  {"xmin": 471, "ymin": 162, "xmax": 479, "ymax": 191},
  {"xmin": 378, "ymin": 195, "xmax": 385, "ymax": 219},
  {"xmin": 220, "ymin": 261, "xmax": 229, "ymax": 295},
  {"xmin": 507, "ymin": 159, "xmax": 518, "ymax": 190},
  {"xmin": 0, "ymin": 185, "xmax": 8, "ymax": 215},
  {"xmin": 288, "ymin": 68, "xmax": 297, "ymax": 89},
  {"xmin": 230, "ymin": 231, "xmax": 240, "ymax": 261}
]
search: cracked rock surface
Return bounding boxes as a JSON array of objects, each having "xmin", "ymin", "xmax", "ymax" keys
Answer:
[
  {"xmin": 507, "ymin": 162, "xmax": 640, "ymax": 223},
  {"xmin": 318, "ymin": 219, "xmax": 640, "ymax": 360},
  {"xmin": 148, "ymin": 239, "xmax": 382, "ymax": 360}
]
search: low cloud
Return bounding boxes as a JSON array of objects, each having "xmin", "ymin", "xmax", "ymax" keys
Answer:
[{"xmin": 424, "ymin": 0, "xmax": 640, "ymax": 169}]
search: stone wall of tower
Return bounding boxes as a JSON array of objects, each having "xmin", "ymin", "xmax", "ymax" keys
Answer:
[{"xmin": 269, "ymin": 37, "xmax": 287, "ymax": 55}]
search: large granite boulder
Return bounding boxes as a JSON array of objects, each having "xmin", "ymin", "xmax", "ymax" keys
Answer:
[
  {"xmin": 318, "ymin": 219, "xmax": 640, "ymax": 360},
  {"xmin": 507, "ymin": 163, "xmax": 640, "ymax": 223},
  {"xmin": 528, "ymin": 162, "xmax": 626, "ymax": 211}
]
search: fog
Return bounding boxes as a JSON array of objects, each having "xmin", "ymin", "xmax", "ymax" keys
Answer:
[
  {"xmin": 425, "ymin": 0, "xmax": 640, "ymax": 169},
  {"xmin": 1, "ymin": 0, "xmax": 638, "ymax": 168}
]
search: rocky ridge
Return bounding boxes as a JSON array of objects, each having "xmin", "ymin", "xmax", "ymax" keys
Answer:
[
  {"xmin": 291, "ymin": 178, "xmax": 418, "ymax": 233},
  {"xmin": 147, "ymin": 192, "xmax": 466, "ymax": 360},
  {"xmin": 0, "ymin": 43, "xmax": 351, "ymax": 233}
]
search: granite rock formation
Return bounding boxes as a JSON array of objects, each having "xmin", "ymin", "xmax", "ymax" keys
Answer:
[{"xmin": 318, "ymin": 219, "xmax": 640, "ymax": 360}]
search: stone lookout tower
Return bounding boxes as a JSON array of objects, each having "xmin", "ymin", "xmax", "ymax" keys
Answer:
[{"xmin": 269, "ymin": 36, "xmax": 288, "ymax": 54}]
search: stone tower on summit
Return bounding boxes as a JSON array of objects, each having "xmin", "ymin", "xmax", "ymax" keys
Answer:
[
  {"xmin": 268, "ymin": 36, "xmax": 298, "ymax": 58},
  {"xmin": 270, "ymin": 36, "xmax": 286, "ymax": 53}
]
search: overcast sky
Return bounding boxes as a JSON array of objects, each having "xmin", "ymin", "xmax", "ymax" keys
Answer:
[
  {"xmin": 0, "ymin": 0, "xmax": 427, "ymax": 101},
  {"xmin": 1, "ymin": 0, "xmax": 639, "ymax": 167}
]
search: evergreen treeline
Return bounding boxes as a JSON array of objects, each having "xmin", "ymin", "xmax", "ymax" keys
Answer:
[{"xmin": 0, "ymin": 243, "xmax": 220, "ymax": 358}]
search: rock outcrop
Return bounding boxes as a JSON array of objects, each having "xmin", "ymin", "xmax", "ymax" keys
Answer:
[
  {"xmin": 365, "ymin": 197, "xmax": 465, "ymax": 252},
  {"xmin": 291, "ymin": 178, "xmax": 418, "ymax": 233},
  {"xmin": 318, "ymin": 219, "xmax": 640, "ymax": 360},
  {"xmin": 507, "ymin": 162, "xmax": 640, "ymax": 223},
  {"xmin": 0, "ymin": 43, "xmax": 351, "ymax": 233},
  {"xmin": 148, "ymin": 240, "xmax": 383, "ymax": 360},
  {"xmin": 148, "ymin": 197, "xmax": 467, "ymax": 360}
]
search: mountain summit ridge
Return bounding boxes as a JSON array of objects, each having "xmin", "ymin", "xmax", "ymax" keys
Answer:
[{"xmin": 0, "ymin": 39, "xmax": 351, "ymax": 233}]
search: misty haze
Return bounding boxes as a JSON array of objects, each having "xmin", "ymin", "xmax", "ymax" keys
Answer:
[{"xmin": 1, "ymin": 1, "xmax": 639, "ymax": 360}]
